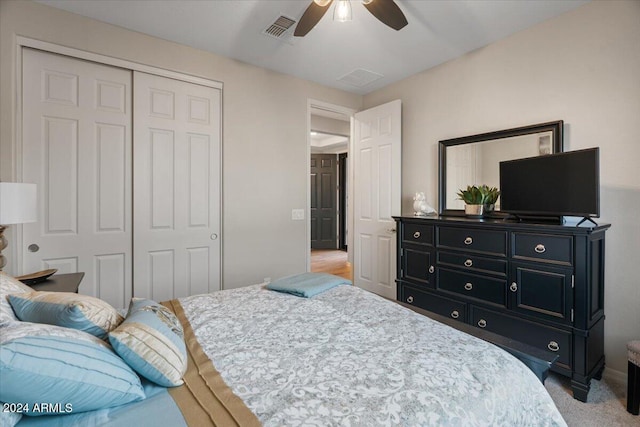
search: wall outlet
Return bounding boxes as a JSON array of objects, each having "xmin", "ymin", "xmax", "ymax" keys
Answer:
[{"xmin": 291, "ymin": 209, "xmax": 305, "ymax": 220}]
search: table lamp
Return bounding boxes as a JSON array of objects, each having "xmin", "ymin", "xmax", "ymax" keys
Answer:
[{"xmin": 0, "ymin": 183, "xmax": 37, "ymax": 271}]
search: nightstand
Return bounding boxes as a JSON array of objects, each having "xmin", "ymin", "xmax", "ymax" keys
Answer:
[{"xmin": 28, "ymin": 272, "xmax": 84, "ymax": 293}]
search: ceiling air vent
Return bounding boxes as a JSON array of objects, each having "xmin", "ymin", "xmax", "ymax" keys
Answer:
[
  {"xmin": 337, "ymin": 69, "xmax": 384, "ymax": 88},
  {"xmin": 263, "ymin": 15, "xmax": 297, "ymax": 39}
]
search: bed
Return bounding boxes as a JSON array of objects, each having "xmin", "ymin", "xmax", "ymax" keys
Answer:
[{"xmin": 1, "ymin": 274, "xmax": 567, "ymax": 426}]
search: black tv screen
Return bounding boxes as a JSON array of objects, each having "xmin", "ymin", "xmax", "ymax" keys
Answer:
[{"xmin": 499, "ymin": 148, "xmax": 600, "ymax": 218}]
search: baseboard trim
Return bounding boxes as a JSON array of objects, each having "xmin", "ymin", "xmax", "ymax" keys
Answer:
[{"xmin": 603, "ymin": 367, "xmax": 626, "ymax": 385}]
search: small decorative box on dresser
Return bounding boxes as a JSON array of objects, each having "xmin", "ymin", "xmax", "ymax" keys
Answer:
[{"xmin": 394, "ymin": 216, "xmax": 610, "ymax": 402}]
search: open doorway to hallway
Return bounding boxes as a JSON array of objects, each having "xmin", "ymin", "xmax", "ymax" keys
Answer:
[
  {"xmin": 311, "ymin": 249, "xmax": 352, "ymax": 281},
  {"xmin": 308, "ymin": 102, "xmax": 354, "ymax": 279}
]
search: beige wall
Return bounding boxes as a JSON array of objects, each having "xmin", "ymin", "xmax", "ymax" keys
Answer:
[
  {"xmin": 0, "ymin": 0, "xmax": 362, "ymax": 287},
  {"xmin": 364, "ymin": 0, "xmax": 640, "ymax": 375}
]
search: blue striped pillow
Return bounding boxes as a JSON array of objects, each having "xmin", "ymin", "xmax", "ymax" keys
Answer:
[
  {"xmin": 8, "ymin": 292, "xmax": 123, "ymax": 340},
  {"xmin": 109, "ymin": 298, "xmax": 187, "ymax": 387},
  {"xmin": 0, "ymin": 322, "xmax": 145, "ymax": 416}
]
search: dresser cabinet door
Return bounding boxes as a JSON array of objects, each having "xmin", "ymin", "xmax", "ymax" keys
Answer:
[
  {"xmin": 510, "ymin": 263, "xmax": 573, "ymax": 324},
  {"xmin": 402, "ymin": 245, "xmax": 435, "ymax": 288}
]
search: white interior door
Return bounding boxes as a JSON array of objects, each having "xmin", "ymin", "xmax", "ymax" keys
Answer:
[
  {"xmin": 133, "ymin": 72, "xmax": 221, "ymax": 301},
  {"xmin": 21, "ymin": 48, "xmax": 132, "ymax": 308},
  {"xmin": 353, "ymin": 100, "xmax": 401, "ymax": 299}
]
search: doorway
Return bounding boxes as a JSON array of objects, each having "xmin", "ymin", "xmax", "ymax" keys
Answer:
[{"xmin": 307, "ymin": 100, "xmax": 355, "ymax": 279}]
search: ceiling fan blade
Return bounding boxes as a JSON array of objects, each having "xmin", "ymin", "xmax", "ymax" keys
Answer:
[
  {"xmin": 294, "ymin": 1, "xmax": 334, "ymax": 37},
  {"xmin": 363, "ymin": 0, "xmax": 408, "ymax": 31}
]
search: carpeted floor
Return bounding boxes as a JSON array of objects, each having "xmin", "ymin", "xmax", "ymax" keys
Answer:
[{"xmin": 545, "ymin": 372, "xmax": 638, "ymax": 426}]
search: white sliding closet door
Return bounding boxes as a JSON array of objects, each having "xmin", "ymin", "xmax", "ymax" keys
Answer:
[
  {"xmin": 21, "ymin": 48, "xmax": 132, "ymax": 308},
  {"xmin": 133, "ymin": 72, "xmax": 221, "ymax": 301}
]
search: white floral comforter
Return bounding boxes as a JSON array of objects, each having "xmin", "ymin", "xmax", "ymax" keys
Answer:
[{"xmin": 180, "ymin": 284, "xmax": 566, "ymax": 427}]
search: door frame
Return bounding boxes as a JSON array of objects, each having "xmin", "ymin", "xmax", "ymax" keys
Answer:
[
  {"xmin": 338, "ymin": 152, "xmax": 348, "ymax": 251},
  {"xmin": 11, "ymin": 37, "xmax": 223, "ymax": 279},
  {"xmin": 306, "ymin": 99, "xmax": 356, "ymax": 271}
]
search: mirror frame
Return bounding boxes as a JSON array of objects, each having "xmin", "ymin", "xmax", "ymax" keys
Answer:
[{"xmin": 438, "ymin": 120, "xmax": 564, "ymax": 216}]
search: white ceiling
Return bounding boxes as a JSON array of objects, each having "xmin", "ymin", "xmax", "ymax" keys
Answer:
[{"xmin": 37, "ymin": 0, "xmax": 589, "ymax": 95}]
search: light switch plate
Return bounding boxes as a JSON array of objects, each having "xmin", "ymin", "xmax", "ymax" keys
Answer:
[{"xmin": 291, "ymin": 209, "xmax": 305, "ymax": 220}]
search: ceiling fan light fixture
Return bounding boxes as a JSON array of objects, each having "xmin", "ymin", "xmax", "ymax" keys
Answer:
[
  {"xmin": 313, "ymin": 0, "xmax": 332, "ymax": 6},
  {"xmin": 333, "ymin": 0, "xmax": 353, "ymax": 22}
]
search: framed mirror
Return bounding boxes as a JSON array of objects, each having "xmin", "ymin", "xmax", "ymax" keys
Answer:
[{"xmin": 438, "ymin": 120, "xmax": 563, "ymax": 216}]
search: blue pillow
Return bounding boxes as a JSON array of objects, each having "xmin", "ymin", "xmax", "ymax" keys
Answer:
[
  {"xmin": 0, "ymin": 322, "xmax": 145, "ymax": 416},
  {"xmin": 266, "ymin": 272, "xmax": 352, "ymax": 298},
  {"xmin": 109, "ymin": 298, "xmax": 187, "ymax": 387},
  {"xmin": 8, "ymin": 291, "xmax": 123, "ymax": 340},
  {"xmin": 0, "ymin": 406, "xmax": 21, "ymax": 427}
]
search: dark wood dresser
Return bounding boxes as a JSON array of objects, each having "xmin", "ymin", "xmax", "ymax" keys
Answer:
[{"xmin": 393, "ymin": 215, "xmax": 610, "ymax": 402}]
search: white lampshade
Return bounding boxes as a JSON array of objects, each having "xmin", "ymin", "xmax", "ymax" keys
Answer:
[{"xmin": 0, "ymin": 183, "xmax": 37, "ymax": 225}]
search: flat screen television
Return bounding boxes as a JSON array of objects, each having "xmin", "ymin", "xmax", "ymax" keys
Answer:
[{"xmin": 499, "ymin": 147, "xmax": 600, "ymax": 221}]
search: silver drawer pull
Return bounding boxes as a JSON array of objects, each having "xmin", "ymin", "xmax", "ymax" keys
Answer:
[
  {"xmin": 428, "ymin": 265, "xmax": 435, "ymax": 274},
  {"xmin": 477, "ymin": 319, "xmax": 487, "ymax": 328},
  {"xmin": 406, "ymin": 296, "xmax": 414, "ymax": 304},
  {"xmin": 451, "ymin": 310, "xmax": 460, "ymax": 319},
  {"xmin": 534, "ymin": 244, "xmax": 546, "ymax": 254},
  {"xmin": 464, "ymin": 282, "xmax": 473, "ymax": 291},
  {"xmin": 510, "ymin": 282, "xmax": 518, "ymax": 292},
  {"xmin": 464, "ymin": 237, "xmax": 473, "ymax": 245},
  {"xmin": 413, "ymin": 231, "xmax": 421, "ymax": 239},
  {"xmin": 464, "ymin": 259, "xmax": 473, "ymax": 267},
  {"xmin": 548, "ymin": 341, "xmax": 560, "ymax": 352}
]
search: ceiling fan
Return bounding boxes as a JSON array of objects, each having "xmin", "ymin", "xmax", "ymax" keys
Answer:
[{"xmin": 294, "ymin": 0, "xmax": 408, "ymax": 37}]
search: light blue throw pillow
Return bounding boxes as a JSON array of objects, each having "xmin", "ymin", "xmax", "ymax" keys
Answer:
[
  {"xmin": 8, "ymin": 291, "xmax": 123, "ymax": 340},
  {"xmin": 0, "ymin": 322, "xmax": 145, "ymax": 416},
  {"xmin": 109, "ymin": 298, "xmax": 187, "ymax": 387},
  {"xmin": 0, "ymin": 406, "xmax": 21, "ymax": 427},
  {"xmin": 266, "ymin": 272, "xmax": 352, "ymax": 298}
]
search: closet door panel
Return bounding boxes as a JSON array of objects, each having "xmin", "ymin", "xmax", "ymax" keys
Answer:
[
  {"xmin": 22, "ymin": 48, "xmax": 132, "ymax": 308},
  {"xmin": 133, "ymin": 72, "xmax": 221, "ymax": 300}
]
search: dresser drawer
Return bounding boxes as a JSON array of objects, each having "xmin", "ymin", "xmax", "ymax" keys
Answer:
[
  {"xmin": 438, "ymin": 251, "xmax": 507, "ymax": 276},
  {"xmin": 438, "ymin": 227, "xmax": 507, "ymax": 256},
  {"xmin": 438, "ymin": 268, "xmax": 506, "ymax": 307},
  {"xmin": 470, "ymin": 307, "xmax": 572, "ymax": 369},
  {"xmin": 403, "ymin": 222, "xmax": 434, "ymax": 246},
  {"xmin": 512, "ymin": 233, "xmax": 573, "ymax": 266},
  {"xmin": 400, "ymin": 285, "xmax": 466, "ymax": 322}
]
